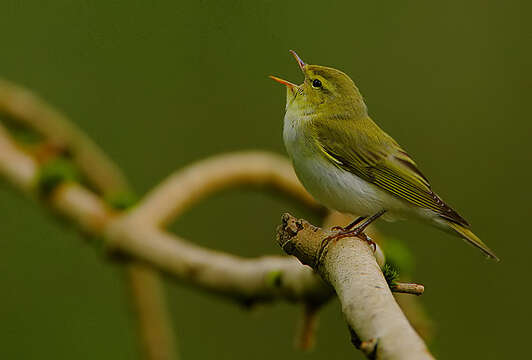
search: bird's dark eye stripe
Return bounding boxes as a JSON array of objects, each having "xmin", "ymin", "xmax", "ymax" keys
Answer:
[{"xmin": 312, "ymin": 79, "xmax": 322, "ymax": 88}]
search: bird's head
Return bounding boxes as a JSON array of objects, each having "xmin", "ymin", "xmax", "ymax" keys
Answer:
[{"xmin": 270, "ymin": 51, "xmax": 367, "ymax": 118}]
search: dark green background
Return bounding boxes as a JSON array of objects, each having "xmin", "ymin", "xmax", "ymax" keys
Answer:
[{"xmin": 1, "ymin": 1, "xmax": 530, "ymax": 359}]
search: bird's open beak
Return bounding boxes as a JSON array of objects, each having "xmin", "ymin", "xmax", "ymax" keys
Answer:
[
  {"xmin": 269, "ymin": 50, "xmax": 306, "ymax": 88},
  {"xmin": 269, "ymin": 75, "xmax": 297, "ymax": 88},
  {"xmin": 289, "ymin": 50, "xmax": 306, "ymax": 71}
]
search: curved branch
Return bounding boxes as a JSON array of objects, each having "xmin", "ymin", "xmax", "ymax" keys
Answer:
[
  {"xmin": 106, "ymin": 222, "xmax": 332, "ymax": 304},
  {"xmin": 0, "ymin": 126, "xmax": 332, "ymax": 305},
  {"xmin": 277, "ymin": 213, "xmax": 434, "ymax": 360},
  {"xmin": 108, "ymin": 151, "xmax": 331, "ymax": 304},
  {"xmin": 128, "ymin": 151, "xmax": 321, "ymax": 226},
  {"xmin": 0, "ymin": 78, "xmax": 176, "ymax": 360},
  {"xmin": 0, "ymin": 78, "xmax": 129, "ymax": 194}
]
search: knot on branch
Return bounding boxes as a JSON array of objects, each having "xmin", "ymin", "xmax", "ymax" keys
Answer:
[{"xmin": 277, "ymin": 213, "xmax": 323, "ymax": 267}]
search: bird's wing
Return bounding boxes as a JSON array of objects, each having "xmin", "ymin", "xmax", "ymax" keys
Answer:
[{"xmin": 313, "ymin": 118, "xmax": 469, "ymax": 226}]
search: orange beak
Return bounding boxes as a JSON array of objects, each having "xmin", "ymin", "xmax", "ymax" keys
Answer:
[
  {"xmin": 269, "ymin": 50, "xmax": 306, "ymax": 88},
  {"xmin": 269, "ymin": 75, "xmax": 297, "ymax": 88}
]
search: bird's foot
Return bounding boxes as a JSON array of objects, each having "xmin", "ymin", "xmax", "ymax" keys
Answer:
[
  {"xmin": 315, "ymin": 226, "xmax": 376, "ymax": 267},
  {"xmin": 315, "ymin": 210, "xmax": 386, "ymax": 267},
  {"xmin": 327, "ymin": 226, "xmax": 376, "ymax": 248}
]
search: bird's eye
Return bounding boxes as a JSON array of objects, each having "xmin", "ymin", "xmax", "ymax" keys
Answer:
[{"xmin": 312, "ymin": 79, "xmax": 322, "ymax": 88}]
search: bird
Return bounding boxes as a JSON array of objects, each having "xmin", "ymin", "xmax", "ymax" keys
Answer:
[{"xmin": 270, "ymin": 50, "xmax": 498, "ymax": 261}]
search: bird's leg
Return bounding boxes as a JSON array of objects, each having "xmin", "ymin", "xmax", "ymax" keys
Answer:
[
  {"xmin": 331, "ymin": 215, "xmax": 366, "ymax": 232},
  {"xmin": 316, "ymin": 210, "xmax": 386, "ymax": 266},
  {"xmin": 348, "ymin": 209, "xmax": 387, "ymax": 237}
]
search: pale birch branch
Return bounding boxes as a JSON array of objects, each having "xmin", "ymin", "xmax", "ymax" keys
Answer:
[
  {"xmin": 323, "ymin": 211, "xmax": 431, "ymax": 336},
  {"xmin": 127, "ymin": 151, "xmax": 320, "ymax": 227},
  {"xmin": 0, "ymin": 79, "xmax": 128, "ymax": 193},
  {"xmin": 277, "ymin": 213, "xmax": 434, "ymax": 360},
  {"xmin": 106, "ymin": 151, "xmax": 331, "ymax": 304},
  {"xmin": 0, "ymin": 78, "xmax": 177, "ymax": 360},
  {"xmin": 128, "ymin": 265, "xmax": 178, "ymax": 360},
  {"xmin": 0, "ymin": 129, "xmax": 178, "ymax": 360},
  {"xmin": 106, "ymin": 222, "xmax": 332, "ymax": 304},
  {"xmin": 0, "ymin": 125, "xmax": 332, "ymax": 305}
]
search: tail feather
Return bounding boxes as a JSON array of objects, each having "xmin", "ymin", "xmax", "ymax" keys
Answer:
[{"xmin": 447, "ymin": 222, "xmax": 499, "ymax": 261}]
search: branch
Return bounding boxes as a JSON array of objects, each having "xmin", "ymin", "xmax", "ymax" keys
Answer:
[
  {"xmin": 277, "ymin": 213, "xmax": 434, "ymax": 360},
  {"xmin": 106, "ymin": 222, "xmax": 332, "ymax": 304},
  {"xmin": 391, "ymin": 283, "xmax": 424, "ymax": 295},
  {"xmin": 0, "ymin": 126, "xmax": 332, "ymax": 306},
  {"xmin": 127, "ymin": 151, "xmax": 320, "ymax": 226},
  {"xmin": 323, "ymin": 210, "xmax": 432, "ymax": 341},
  {"xmin": 0, "ymin": 78, "xmax": 177, "ymax": 360},
  {"xmin": 127, "ymin": 264, "xmax": 179, "ymax": 360},
  {"xmin": 0, "ymin": 79, "xmax": 128, "ymax": 193},
  {"xmin": 295, "ymin": 303, "xmax": 320, "ymax": 350},
  {"xmin": 0, "ymin": 123, "xmax": 37, "ymax": 191},
  {"xmin": 107, "ymin": 151, "xmax": 331, "ymax": 304}
]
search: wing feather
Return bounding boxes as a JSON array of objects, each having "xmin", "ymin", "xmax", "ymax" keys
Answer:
[{"xmin": 313, "ymin": 117, "xmax": 469, "ymax": 226}]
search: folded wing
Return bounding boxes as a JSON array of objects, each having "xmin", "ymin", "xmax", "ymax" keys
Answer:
[{"xmin": 313, "ymin": 117, "xmax": 469, "ymax": 226}]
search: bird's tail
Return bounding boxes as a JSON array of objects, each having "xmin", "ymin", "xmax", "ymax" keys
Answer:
[{"xmin": 446, "ymin": 221, "xmax": 499, "ymax": 261}]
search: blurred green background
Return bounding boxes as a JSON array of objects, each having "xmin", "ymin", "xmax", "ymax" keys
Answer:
[{"xmin": 0, "ymin": 1, "xmax": 530, "ymax": 359}]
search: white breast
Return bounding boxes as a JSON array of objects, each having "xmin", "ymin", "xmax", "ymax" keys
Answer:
[{"xmin": 283, "ymin": 110, "xmax": 406, "ymax": 218}]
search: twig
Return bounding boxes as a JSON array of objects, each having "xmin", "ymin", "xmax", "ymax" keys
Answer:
[
  {"xmin": 277, "ymin": 213, "xmax": 433, "ymax": 360},
  {"xmin": 128, "ymin": 264, "xmax": 179, "ymax": 360},
  {"xmin": 295, "ymin": 303, "xmax": 319, "ymax": 350},
  {"xmin": 391, "ymin": 283, "xmax": 424, "ymax": 295}
]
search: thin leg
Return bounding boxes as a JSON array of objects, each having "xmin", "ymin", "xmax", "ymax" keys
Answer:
[
  {"xmin": 349, "ymin": 209, "xmax": 387, "ymax": 236},
  {"xmin": 331, "ymin": 215, "xmax": 366, "ymax": 232}
]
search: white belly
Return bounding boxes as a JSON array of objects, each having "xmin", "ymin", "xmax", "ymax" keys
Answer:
[
  {"xmin": 283, "ymin": 111, "xmax": 407, "ymax": 218},
  {"xmin": 291, "ymin": 148, "xmax": 388, "ymax": 216}
]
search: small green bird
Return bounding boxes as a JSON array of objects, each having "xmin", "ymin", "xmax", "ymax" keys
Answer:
[{"xmin": 271, "ymin": 50, "xmax": 498, "ymax": 261}]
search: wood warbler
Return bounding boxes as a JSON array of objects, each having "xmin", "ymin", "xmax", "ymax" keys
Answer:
[{"xmin": 270, "ymin": 50, "xmax": 498, "ymax": 261}]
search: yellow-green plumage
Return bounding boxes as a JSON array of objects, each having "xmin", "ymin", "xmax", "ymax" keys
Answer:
[
  {"xmin": 314, "ymin": 116, "xmax": 466, "ymax": 225},
  {"xmin": 271, "ymin": 51, "xmax": 498, "ymax": 261}
]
